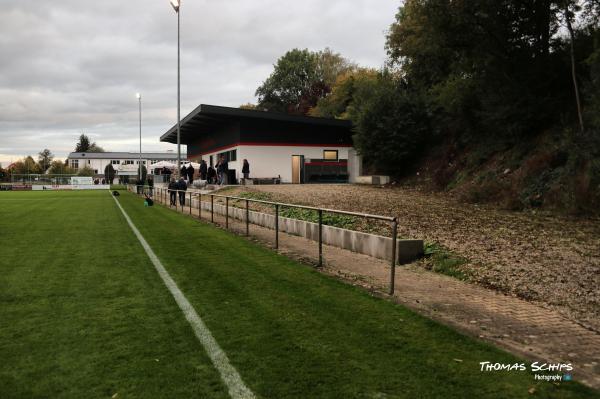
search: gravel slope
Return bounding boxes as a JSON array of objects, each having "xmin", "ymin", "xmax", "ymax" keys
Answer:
[{"xmin": 223, "ymin": 184, "xmax": 600, "ymax": 331}]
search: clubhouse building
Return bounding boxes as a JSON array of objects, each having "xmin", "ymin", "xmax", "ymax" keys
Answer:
[{"xmin": 159, "ymin": 104, "xmax": 355, "ymax": 184}]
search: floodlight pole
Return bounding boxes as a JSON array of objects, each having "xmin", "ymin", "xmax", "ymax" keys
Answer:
[
  {"xmin": 137, "ymin": 93, "xmax": 142, "ymax": 181},
  {"xmin": 176, "ymin": 5, "xmax": 181, "ymax": 177}
]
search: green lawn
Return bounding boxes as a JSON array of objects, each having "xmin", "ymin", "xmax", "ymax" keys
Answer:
[{"xmin": 0, "ymin": 190, "xmax": 596, "ymax": 398}]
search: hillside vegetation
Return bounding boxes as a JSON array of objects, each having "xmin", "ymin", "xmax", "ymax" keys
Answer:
[{"xmin": 249, "ymin": 1, "xmax": 600, "ymax": 215}]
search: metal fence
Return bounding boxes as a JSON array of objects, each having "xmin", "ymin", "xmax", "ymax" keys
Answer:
[
  {"xmin": 9, "ymin": 174, "xmax": 78, "ymax": 184},
  {"xmin": 128, "ymin": 184, "xmax": 399, "ymax": 294}
]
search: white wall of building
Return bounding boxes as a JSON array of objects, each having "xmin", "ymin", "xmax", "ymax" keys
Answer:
[{"xmin": 200, "ymin": 145, "xmax": 351, "ymax": 183}]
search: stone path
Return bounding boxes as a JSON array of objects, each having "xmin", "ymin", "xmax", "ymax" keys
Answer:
[{"xmin": 148, "ymin": 190, "xmax": 600, "ymax": 389}]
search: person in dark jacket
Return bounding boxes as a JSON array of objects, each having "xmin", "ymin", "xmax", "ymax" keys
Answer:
[
  {"xmin": 207, "ymin": 165, "xmax": 216, "ymax": 184},
  {"xmin": 242, "ymin": 159, "xmax": 250, "ymax": 180},
  {"xmin": 168, "ymin": 178, "xmax": 177, "ymax": 206},
  {"xmin": 187, "ymin": 164, "xmax": 195, "ymax": 184},
  {"xmin": 147, "ymin": 176, "xmax": 154, "ymax": 197},
  {"xmin": 180, "ymin": 165, "xmax": 187, "ymax": 181},
  {"xmin": 177, "ymin": 177, "xmax": 187, "ymax": 206},
  {"xmin": 217, "ymin": 155, "xmax": 228, "ymax": 185},
  {"xmin": 199, "ymin": 160, "xmax": 208, "ymax": 180}
]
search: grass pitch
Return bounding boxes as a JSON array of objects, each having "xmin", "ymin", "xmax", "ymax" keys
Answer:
[{"xmin": 0, "ymin": 190, "xmax": 596, "ymax": 398}]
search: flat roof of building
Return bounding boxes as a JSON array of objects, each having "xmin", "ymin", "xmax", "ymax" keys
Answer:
[
  {"xmin": 160, "ymin": 104, "xmax": 352, "ymax": 144},
  {"xmin": 67, "ymin": 152, "xmax": 182, "ymax": 159}
]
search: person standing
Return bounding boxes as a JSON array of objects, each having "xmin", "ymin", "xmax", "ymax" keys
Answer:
[
  {"xmin": 168, "ymin": 178, "xmax": 177, "ymax": 206},
  {"xmin": 214, "ymin": 158, "xmax": 221, "ymax": 184},
  {"xmin": 187, "ymin": 164, "xmax": 195, "ymax": 184},
  {"xmin": 217, "ymin": 155, "xmax": 228, "ymax": 185},
  {"xmin": 199, "ymin": 160, "xmax": 207, "ymax": 181},
  {"xmin": 242, "ymin": 159, "xmax": 250, "ymax": 180},
  {"xmin": 180, "ymin": 165, "xmax": 187, "ymax": 181},
  {"xmin": 177, "ymin": 177, "xmax": 187, "ymax": 206},
  {"xmin": 207, "ymin": 165, "xmax": 216, "ymax": 184},
  {"xmin": 147, "ymin": 176, "xmax": 154, "ymax": 197}
]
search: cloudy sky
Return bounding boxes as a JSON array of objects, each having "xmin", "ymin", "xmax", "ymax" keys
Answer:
[{"xmin": 0, "ymin": 1, "xmax": 400, "ymax": 166}]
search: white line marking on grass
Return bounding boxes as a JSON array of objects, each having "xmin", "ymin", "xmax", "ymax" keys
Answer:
[{"xmin": 111, "ymin": 195, "xmax": 256, "ymax": 399}]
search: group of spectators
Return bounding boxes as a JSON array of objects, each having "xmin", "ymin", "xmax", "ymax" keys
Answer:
[
  {"xmin": 180, "ymin": 164, "xmax": 196, "ymax": 184},
  {"xmin": 158, "ymin": 156, "xmax": 251, "ymax": 186},
  {"xmin": 196, "ymin": 155, "xmax": 248, "ymax": 185},
  {"xmin": 140, "ymin": 157, "xmax": 252, "ymax": 207},
  {"xmin": 168, "ymin": 177, "xmax": 187, "ymax": 206}
]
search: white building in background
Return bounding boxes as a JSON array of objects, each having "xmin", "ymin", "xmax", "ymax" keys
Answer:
[{"xmin": 66, "ymin": 152, "xmax": 184, "ymax": 179}]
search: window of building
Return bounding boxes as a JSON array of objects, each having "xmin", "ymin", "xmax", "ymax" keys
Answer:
[
  {"xmin": 323, "ymin": 150, "xmax": 338, "ymax": 161},
  {"xmin": 87, "ymin": 160, "xmax": 91, "ymax": 165},
  {"xmin": 70, "ymin": 160, "xmax": 79, "ymax": 169},
  {"xmin": 124, "ymin": 160, "xmax": 134, "ymax": 165},
  {"xmin": 218, "ymin": 149, "xmax": 237, "ymax": 162},
  {"xmin": 111, "ymin": 160, "xmax": 120, "ymax": 165}
]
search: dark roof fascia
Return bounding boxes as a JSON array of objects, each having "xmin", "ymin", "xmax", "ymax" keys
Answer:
[{"xmin": 160, "ymin": 104, "xmax": 352, "ymax": 143}]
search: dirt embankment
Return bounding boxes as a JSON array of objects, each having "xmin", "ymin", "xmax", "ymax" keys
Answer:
[{"xmin": 222, "ymin": 184, "xmax": 600, "ymax": 331}]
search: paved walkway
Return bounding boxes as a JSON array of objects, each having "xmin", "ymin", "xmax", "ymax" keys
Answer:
[{"xmin": 149, "ymin": 191, "xmax": 600, "ymax": 389}]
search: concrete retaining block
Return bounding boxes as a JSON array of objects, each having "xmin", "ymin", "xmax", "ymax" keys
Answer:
[{"xmin": 191, "ymin": 198, "xmax": 423, "ymax": 264}]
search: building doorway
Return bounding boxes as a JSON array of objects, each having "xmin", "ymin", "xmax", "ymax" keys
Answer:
[{"xmin": 291, "ymin": 155, "xmax": 304, "ymax": 184}]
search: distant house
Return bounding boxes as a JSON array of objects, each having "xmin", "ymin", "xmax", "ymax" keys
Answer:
[
  {"xmin": 66, "ymin": 152, "xmax": 183, "ymax": 179},
  {"xmin": 160, "ymin": 104, "xmax": 355, "ymax": 183}
]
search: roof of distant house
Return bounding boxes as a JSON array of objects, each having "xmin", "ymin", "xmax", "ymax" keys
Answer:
[{"xmin": 67, "ymin": 152, "xmax": 184, "ymax": 160}]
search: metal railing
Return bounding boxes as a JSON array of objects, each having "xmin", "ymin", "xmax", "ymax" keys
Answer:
[{"xmin": 128, "ymin": 184, "xmax": 399, "ymax": 294}]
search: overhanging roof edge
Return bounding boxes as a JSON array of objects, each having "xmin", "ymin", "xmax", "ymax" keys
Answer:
[{"xmin": 159, "ymin": 104, "xmax": 352, "ymax": 144}]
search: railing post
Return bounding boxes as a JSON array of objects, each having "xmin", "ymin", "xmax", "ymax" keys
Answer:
[
  {"xmin": 198, "ymin": 193, "xmax": 202, "ymax": 219},
  {"xmin": 211, "ymin": 195, "xmax": 214, "ymax": 223},
  {"xmin": 318, "ymin": 209, "xmax": 323, "ymax": 267},
  {"xmin": 175, "ymin": 190, "xmax": 178, "ymax": 212},
  {"xmin": 226, "ymin": 197, "xmax": 229, "ymax": 229},
  {"xmin": 275, "ymin": 204, "xmax": 279, "ymax": 250},
  {"xmin": 189, "ymin": 192, "xmax": 192, "ymax": 215},
  {"xmin": 389, "ymin": 218, "xmax": 398, "ymax": 295},
  {"xmin": 245, "ymin": 199, "xmax": 249, "ymax": 236}
]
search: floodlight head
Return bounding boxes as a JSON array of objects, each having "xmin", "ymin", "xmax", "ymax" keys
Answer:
[
  {"xmin": 136, "ymin": 93, "xmax": 141, "ymax": 99},
  {"xmin": 170, "ymin": 0, "xmax": 180, "ymax": 12}
]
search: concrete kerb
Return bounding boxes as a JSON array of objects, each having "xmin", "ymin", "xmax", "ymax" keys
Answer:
[
  {"xmin": 187, "ymin": 195, "xmax": 423, "ymax": 264},
  {"xmin": 135, "ymin": 185, "xmax": 423, "ymax": 264}
]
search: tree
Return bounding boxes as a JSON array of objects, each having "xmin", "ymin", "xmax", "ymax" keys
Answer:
[
  {"xmin": 104, "ymin": 163, "xmax": 116, "ymax": 183},
  {"xmin": 75, "ymin": 133, "xmax": 105, "ymax": 153},
  {"xmin": 77, "ymin": 166, "xmax": 95, "ymax": 177},
  {"xmin": 310, "ymin": 68, "xmax": 379, "ymax": 118},
  {"xmin": 0, "ymin": 166, "xmax": 6, "ymax": 181},
  {"xmin": 48, "ymin": 160, "xmax": 75, "ymax": 175},
  {"xmin": 350, "ymin": 73, "xmax": 431, "ymax": 175},
  {"xmin": 385, "ymin": 0, "xmax": 570, "ymax": 139},
  {"xmin": 563, "ymin": 0, "xmax": 585, "ymax": 133},
  {"xmin": 88, "ymin": 143, "xmax": 105, "ymax": 153},
  {"xmin": 12, "ymin": 156, "xmax": 42, "ymax": 175},
  {"xmin": 239, "ymin": 103, "xmax": 259, "ymax": 110},
  {"xmin": 37, "ymin": 149, "xmax": 54, "ymax": 172},
  {"xmin": 255, "ymin": 48, "xmax": 354, "ymax": 115},
  {"xmin": 75, "ymin": 134, "xmax": 91, "ymax": 152}
]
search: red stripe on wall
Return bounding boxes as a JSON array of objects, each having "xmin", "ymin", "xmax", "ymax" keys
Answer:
[
  {"xmin": 305, "ymin": 161, "xmax": 348, "ymax": 166},
  {"xmin": 188, "ymin": 142, "xmax": 353, "ymax": 158}
]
